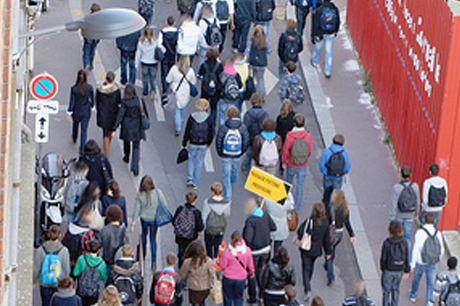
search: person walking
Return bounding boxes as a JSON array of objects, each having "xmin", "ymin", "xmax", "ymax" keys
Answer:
[
  {"xmin": 342, "ymin": 281, "xmax": 376, "ymax": 306},
  {"xmin": 180, "ymin": 240, "xmax": 218, "ymax": 306},
  {"xmin": 282, "ymin": 113, "xmax": 312, "ymax": 212},
  {"xmin": 114, "ymin": 84, "xmax": 148, "ymax": 177},
  {"xmin": 99, "ymin": 205, "xmax": 129, "ymax": 269},
  {"xmin": 420, "ymin": 163, "xmax": 448, "ymax": 229},
  {"xmin": 278, "ymin": 62, "xmax": 303, "ymax": 104},
  {"xmin": 138, "ymin": 0, "xmax": 155, "ymax": 25},
  {"xmin": 310, "ymin": 0, "xmax": 340, "ymax": 78},
  {"xmin": 159, "ymin": 16, "xmax": 179, "ymax": 105},
  {"xmin": 409, "ymin": 212, "xmax": 444, "ymax": 305},
  {"xmin": 68, "ymin": 70, "xmax": 94, "ymax": 153},
  {"xmin": 79, "ymin": 139, "xmax": 113, "ymax": 196},
  {"xmin": 93, "ymin": 285, "xmax": 123, "ymax": 306},
  {"xmin": 245, "ymin": 25, "xmax": 271, "ymax": 96},
  {"xmin": 232, "ymin": 0, "xmax": 256, "ymax": 53},
  {"xmin": 276, "ymin": 100, "xmax": 295, "ymax": 176},
  {"xmin": 215, "ymin": 106, "xmax": 250, "ymax": 203},
  {"xmin": 82, "ymin": 3, "xmax": 101, "ymax": 71},
  {"xmin": 50, "ymin": 277, "xmax": 82, "ymax": 306},
  {"xmin": 296, "ymin": 202, "xmax": 331, "ymax": 301},
  {"xmin": 197, "ymin": 5, "xmax": 222, "ymax": 66},
  {"xmin": 220, "ymin": 230, "xmax": 255, "ymax": 306},
  {"xmin": 101, "ymin": 180, "xmax": 127, "ymax": 226},
  {"xmin": 166, "ymin": 55, "xmax": 197, "ymax": 136},
  {"xmin": 264, "ymin": 193, "xmax": 294, "ymax": 255},
  {"xmin": 177, "ymin": 14, "xmax": 201, "ymax": 63},
  {"xmin": 217, "ymin": 57, "xmax": 244, "ymax": 127},
  {"xmin": 96, "ymin": 71, "xmax": 121, "ymax": 157},
  {"xmin": 151, "ymin": 252, "xmax": 183, "ymax": 306},
  {"xmin": 277, "ymin": 19, "xmax": 303, "ymax": 78},
  {"xmin": 198, "ymin": 48, "xmax": 223, "ymax": 125},
  {"xmin": 380, "ymin": 220, "xmax": 410, "ymax": 306},
  {"xmin": 252, "ymin": 117, "xmax": 282, "ymax": 176},
  {"xmin": 182, "ymin": 99, "xmax": 215, "ymax": 189},
  {"xmin": 116, "ymin": 30, "xmax": 141, "ymax": 86},
  {"xmin": 428, "ymin": 256, "xmax": 460, "ymax": 306},
  {"xmin": 288, "ymin": 0, "xmax": 317, "ymax": 38},
  {"xmin": 75, "ymin": 182, "xmax": 103, "ymax": 233},
  {"xmin": 131, "ymin": 175, "xmax": 168, "ymax": 271}
]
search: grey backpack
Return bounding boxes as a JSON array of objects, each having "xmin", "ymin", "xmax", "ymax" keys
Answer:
[{"xmin": 420, "ymin": 227, "xmax": 441, "ymax": 264}]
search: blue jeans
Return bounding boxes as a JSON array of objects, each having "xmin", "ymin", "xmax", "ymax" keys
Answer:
[
  {"xmin": 322, "ymin": 175, "xmax": 344, "ymax": 207},
  {"xmin": 120, "ymin": 50, "xmax": 136, "ymax": 84},
  {"xmin": 175, "ymin": 107, "xmax": 185, "ymax": 133},
  {"xmin": 187, "ymin": 144, "xmax": 207, "ymax": 186},
  {"xmin": 252, "ymin": 68, "xmax": 266, "ymax": 96},
  {"xmin": 295, "ymin": 6, "xmax": 310, "ymax": 36},
  {"xmin": 325, "ymin": 230, "xmax": 343, "ymax": 283},
  {"xmin": 222, "ymin": 157, "xmax": 241, "ymax": 203},
  {"xmin": 286, "ymin": 166, "xmax": 308, "ymax": 212},
  {"xmin": 311, "ymin": 33, "xmax": 336, "ymax": 77},
  {"xmin": 72, "ymin": 115, "xmax": 90, "ymax": 153},
  {"xmin": 40, "ymin": 286, "xmax": 57, "ymax": 306},
  {"xmin": 382, "ymin": 270, "xmax": 403, "ymax": 306},
  {"xmin": 218, "ymin": 99, "xmax": 241, "ymax": 127},
  {"xmin": 254, "ymin": 21, "xmax": 270, "ymax": 37},
  {"xmin": 141, "ymin": 218, "xmax": 158, "ymax": 265},
  {"xmin": 419, "ymin": 210, "xmax": 442, "ymax": 229},
  {"xmin": 410, "ymin": 263, "xmax": 437, "ymax": 305},
  {"xmin": 82, "ymin": 39, "xmax": 99, "ymax": 70},
  {"xmin": 232, "ymin": 19, "xmax": 251, "ymax": 53},
  {"xmin": 223, "ymin": 277, "xmax": 246, "ymax": 306},
  {"xmin": 240, "ymin": 147, "xmax": 253, "ymax": 173},
  {"xmin": 397, "ymin": 218, "xmax": 413, "ymax": 260},
  {"xmin": 141, "ymin": 63, "xmax": 158, "ymax": 96},
  {"xmin": 198, "ymin": 46, "xmax": 210, "ymax": 67}
]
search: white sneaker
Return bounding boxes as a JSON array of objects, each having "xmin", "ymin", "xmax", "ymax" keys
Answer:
[{"xmin": 303, "ymin": 292, "xmax": 311, "ymax": 302}]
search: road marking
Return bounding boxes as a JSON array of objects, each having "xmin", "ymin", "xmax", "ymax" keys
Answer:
[
  {"xmin": 153, "ymin": 90, "xmax": 165, "ymax": 122},
  {"xmin": 241, "ymin": 100, "xmax": 248, "ymax": 118},
  {"xmin": 72, "ymin": 8, "xmax": 82, "ymax": 16},
  {"xmin": 264, "ymin": 68, "xmax": 279, "ymax": 95},
  {"xmin": 204, "ymin": 149, "xmax": 214, "ymax": 172}
]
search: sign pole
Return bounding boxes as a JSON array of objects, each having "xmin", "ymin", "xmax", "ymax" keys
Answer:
[{"xmin": 34, "ymin": 143, "xmax": 43, "ymax": 246}]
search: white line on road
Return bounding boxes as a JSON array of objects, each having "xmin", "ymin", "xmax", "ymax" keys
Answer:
[
  {"xmin": 204, "ymin": 149, "xmax": 214, "ymax": 172},
  {"xmin": 153, "ymin": 90, "xmax": 166, "ymax": 122}
]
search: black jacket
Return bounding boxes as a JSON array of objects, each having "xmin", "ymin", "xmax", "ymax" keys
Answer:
[
  {"xmin": 296, "ymin": 217, "xmax": 332, "ymax": 257},
  {"xmin": 114, "ymin": 97, "xmax": 149, "ymax": 142},
  {"xmin": 278, "ymin": 30, "xmax": 303, "ymax": 63},
  {"xmin": 107, "ymin": 259, "xmax": 144, "ymax": 299},
  {"xmin": 96, "ymin": 83, "xmax": 122, "ymax": 130},
  {"xmin": 312, "ymin": 1, "xmax": 340, "ymax": 38},
  {"xmin": 50, "ymin": 289, "xmax": 82, "ymax": 306},
  {"xmin": 172, "ymin": 203, "xmax": 204, "ymax": 244},
  {"xmin": 198, "ymin": 60, "xmax": 224, "ymax": 99},
  {"xmin": 68, "ymin": 84, "xmax": 94, "ymax": 120},
  {"xmin": 150, "ymin": 270, "xmax": 183, "ymax": 306},
  {"xmin": 161, "ymin": 28, "xmax": 179, "ymax": 61},
  {"xmin": 380, "ymin": 236, "xmax": 410, "ymax": 273},
  {"xmin": 116, "ymin": 30, "xmax": 141, "ymax": 52},
  {"xmin": 243, "ymin": 106, "xmax": 270, "ymax": 145},
  {"xmin": 216, "ymin": 118, "xmax": 251, "ymax": 158},
  {"xmin": 235, "ymin": 0, "xmax": 256, "ymax": 22},
  {"xmin": 79, "ymin": 153, "xmax": 113, "ymax": 195},
  {"xmin": 276, "ymin": 111, "xmax": 295, "ymax": 144},
  {"xmin": 262, "ymin": 257, "xmax": 295, "ymax": 291},
  {"xmin": 243, "ymin": 211, "xmax": 277, "ymax": 251},
  {"xmin": 182, "ymin": 111, "xmax": 214, "ymax": 146}
]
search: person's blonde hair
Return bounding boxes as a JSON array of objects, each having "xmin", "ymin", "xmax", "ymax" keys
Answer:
[
  {"xmin": 210, "ymin": 182, "xmax": 223, "ymax": 196},
  {"xmin": 286, "ymin": 18, "xmax": 297, "ymax": 31},
  {"xmin": 140, "ymin": 26, "xmax": 156, "ymax": 44},
  {"xmin": 177, "ymin": 56, "xmax": 191, "ymax": 75},
  {"xmin": 279, "ymin": 99, "xmax": 294, "ymax": 118},
  {"xmin": 196, "ymin": 99, "xmax": 209, "ymax": 111},
  {"xmin": 121, "ymin": 244, "xmax": 134, "ymax": 258},
  {"xmin": 98, "ymin": 285, "xmax": 122, "ymax": 305}
]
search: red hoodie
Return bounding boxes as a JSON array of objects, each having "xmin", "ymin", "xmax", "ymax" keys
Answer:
[{"xmin": 282, "ymin": 129, "xmax": 313, "ymax": 167}]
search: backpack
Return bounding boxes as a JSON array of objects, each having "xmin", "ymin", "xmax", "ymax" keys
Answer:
[
  {"xmin": 397, "ymin": 182, "xmax": 417, "ymax": 213},
  {"xmin": 223, "ymin": 129, "xmax": 243, "ymax": 156},
  {"xmin": 190, "ymin": 116, "xmax": 210, "ymax": 143},
  {"xmin": 282, "ymin": 33, "xmax": 300, "ymax": 63},
  {"xmin": 247, "ymin": 110, "xmax": 266, "ymax": 142},
  {"xmin": 244, "ymin": 76, "xmax": 256, "ymax": 101},
  {"xmin": 77, "ymin": 256, "xmax": 102, "ymax": 297},
  {"xmin": 354, "ymin": 295, "xmax": 372, "ymax": 306},
  {"xmin": 387, "ymin": 240, "xmax": 405, "ymax": 271},
  {"xmin": 221, "ymin": 73, "xmax": 240, "ymax": 101},
  {"xmin": 326, "ymin": 150, "xmax": 345, "ymax": 176},
  {"xmin": 320, "ymin": 6, "xmax": 338, "ymax": 32},
  {"xmin": 248, "ymin": 39, "xmax": 268, "ymax": 67},
  {"xmin": 114, "ymin": 274, "xmax": 137, "ymax": 305},
  {"xmin": 154, "ymin": 271, "xmax": 177, "ymax": 305},
  {"xmin": 259, "ymin": 139, "xmax": 279, "ymax": 167},
  {"xmin": 445, "ymin": 276, "xmax": 460, "ymax": 306},
  {"xmin": 420, "ymin": 227, "xmax": 441, "ymax": 265},
  {"xmin": 286, "ymin": 82, "xmax": 305, "ymax": 105},
  {"xmin": 290, "ymin": 137, "xmax": 309, "ymax": 165},
  {"xmin": 178, "ymin": 0, "xmax": 194, "ymax": 14},
  {"xmin": 204, "ymin": 18, "xmax": 223, "ymax": 47},
  {"xmin": 206, "ymin": 210, "xmax": 227, "ymax": 235},
  {"xmin": 139, "ymin": 0, "xmax": 154, "ymax": 15},
  {"xmin": 202, "ymin": 62, "xmax": 219, "ymax": 96},
  {"xmin": 216, "ymin": 0, "xmax": 230, "ymax": 21},
  {"xmin": 173, "ymin": 206, "xmax": 196, "ymax": 239},
  {"xmin": 62, "ymin": 231, "xmax": 83, "ymax": 262},
  {"xmin": 65, "ymin": 178, "xmax": 89, "ymax": 213},
  {"xmin": 428, "ymin": 185, "xmax": 447, "ymax": 207},
  {"xmin": 256, "ymin": 0, "xmax": 274, "ymax": 21},
  {"xmin": 40, "ymin": 248, "xmax": 63, "ymax": 286}
]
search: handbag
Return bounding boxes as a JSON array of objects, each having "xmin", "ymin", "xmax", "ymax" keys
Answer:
[
  {"xmin": 210, "ymin": 279, "xmax": 223, "ymax": 305},
  {"xmin": 177, "ymin": 148, "xmax": 188, "ymax": 164},
  {"xmin": 155, "ymin": 190, "xmax": 173, "ymax": 226},
  {"xmin": 139, "ymin": 97, "xmax": 150, "ymax": 130},
  {"xmin": 100, "ymin": 156, "xmax": 112, "ymax": 187},
  {"xmin": 293, "ymin": 218, "xmax": 312, "ymax": 251},
  {"xmin": 189, "ymin": 81, "xmax": 198, "ymax": 97},
  {"xmin": 154, "ymin": 46, "xmax": 165, "ymax": 61},
  {"xmin": 287, "ymin": 210, "xmax": 299, "ymax": 232},
  {"xmin": 89, "ymin": 201, "xmax": 104, "ymax": 231},
  {"xmin": 329, "ymin": 208, "xmax": 338, "ymax": 245}
]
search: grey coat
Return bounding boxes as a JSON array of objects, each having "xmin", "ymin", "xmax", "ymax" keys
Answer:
[
  {"xmin": 264, "ymin": 193, "xmax": 294, "ymax": 241},
  {"xmin": 389, "ymin": 179, "xmax": 420, "ymax": 220},
  {"xmin": 33, "ymin": 241, "xmax": 71, "ymax": 286}
]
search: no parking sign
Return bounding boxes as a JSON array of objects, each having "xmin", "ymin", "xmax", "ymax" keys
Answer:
[{"xmin": 30, "ymin": 73, "xmax": 59, "ymax": 101}]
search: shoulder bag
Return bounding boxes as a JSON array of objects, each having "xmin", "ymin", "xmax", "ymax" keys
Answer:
[
  {"xmin": 100, "ymin": 156, "xmax": 112, "ymax": 186},
  {"xmin": 329, "ymin": 208, "xmax": 338, "ymax": 245},
  {"xmin": 293, "ymin": 218, "xmax": 312, "ymax": 251},
  {"xmin": 182, "ymin": 69, "xmax": 198, "ymax": 97},
  {"xmin": 155, "ymin": 190, "xmax": 173, "ymax": 227},
  {"xmin": 89, "ymin": 201, "xmax": 104, "ymax": 231},
  {"xmin": 139, "ymin": 97, "xmax": 150, "ymax": 130},
  {"xmin": 287, "ymin": 209, "xmax": 299, "ymax": 232}
]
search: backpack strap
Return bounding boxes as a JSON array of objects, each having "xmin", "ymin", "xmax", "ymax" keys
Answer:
[{"xmin": 421, "ymin": 226, "xmax": 436, "ymax": 238}]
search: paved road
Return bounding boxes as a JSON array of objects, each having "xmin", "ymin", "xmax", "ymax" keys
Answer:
[{"xmin": 30, "ymin": 0, "xmax": 361, "ymax": 304}]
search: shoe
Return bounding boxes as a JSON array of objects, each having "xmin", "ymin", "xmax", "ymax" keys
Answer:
[
  {"xmin": 132, "ymin": 170, "xmax": 139, "ymax": 177},
  {"xmin": 327, "ymin": 280, "xmax": 334, "ymax": 287},
  {"xmin": 150, "ymin": 91, "xmax": 155, "ymax": 100},
  {"xmin": 409, "ymin": 290, "xmax": 416, "ymax": 302},
  {"xmin": 122, "ymin": 156, "xmax": 129, "ymax": 163},
  {"xmin": 186, "ymin": 180, "xmax": 194, "ymax": 187},
  {"xmin": 310, "ymin": 60, "xmax": 317, "ymax": 68},
  {"xmin": 303, "ymin": 292, "xmax": 311, "ymax": 302},
  {"xmin": 325, "ymin": 73, "xmax": 331, "ymax": 78},
  {"xmin": 72, "ymin": 137, "xmax": 77, "ymax": 144},
  {"xmin": 232, "ymin": 48, "xmax": 238, "ymax": 54},
  {"xmin": 151, "ymin": 263, "xmax": 156, "ymax": 272},
  {"xmin": 241, "ymin": 169, "xmax": 248, "ymax": 175},
  {"xmin": 120, "ymin": 81, "xmax": 127, "ymax": 86},
  {"xmin": 246, "ymin": 299, "xmax": 258, "ymax": 304},
  {"xmin": 161, "ymin": 96, "xmax": 168, "ymax": 106},
  {"xmin": 175, "ymin": 131, "xmax": 179, "ymax": 137}
]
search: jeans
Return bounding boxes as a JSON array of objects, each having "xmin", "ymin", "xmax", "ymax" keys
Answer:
[
  {"xmin": 311, "ymin": 33, "xmax": 336, "ymax": 77},
  {"xmin": 187, "ymin": 144, "xmax": 207, "ymax": 186},
  {"xmin": 124, "ymin": 140, "xmax": 141, "ymax": 174},
  {"xmin": 40, "ymin": 286, "xmax": 57, "ymax": 306},
  {"xmin": 301, "ymin": 252, "xmax": 318, "ymax": 294},
  {"xmin": 205, "ymin": 233, "xmax": 224, "ymax": 258},
  {"xmin": 72, "ymin": 115, "xmax": 90, "ymax": 153},
  {"xmin": 223, "ymin": 277, "xmax": 246, "ymax": 306},
  {"xmin": 120, "ymin": 50, "xmax": 136, "ymax": 85},
  {"xmin": 198, "ymin": 46, "xmax": 210, "ymax": 67},
  {"xmin": 218, "ymin": 99, "xmax": 241, "ymax": 127},
  {"xmin": 233, "ymin": 19, "xmax": 251, "ymax": 53},
  {"xmin": 161, "ymin": 60, "xmax": 175, "ymax": 96},
  {"xmin": 178, "ymin": 239, "xmax": 193, "ymax": 268},
  {"xmin": 241, "ymin": 147, "xmax": 253, "ymax": 173},
  {"xmin": 322, "ymin": 175, "xmax": 344, "ymax": 207},
  {"xmin": 295, "ymin": 6, "xmax": 310, "ymax": 36},
  {"xmin": 248, "ymin": 253, "xmax": 270, "ymax": 302},
  {"xmin": 252, "ymin": 68, "xmax": 266, "ymax": 96},
  {"xmin": 255, "ymin": 21, "xmax": 270, "ymax": 37},
  {"xmin": 397, "ymin": 218, "xmax": 413, "ymax": 260},
  {"xmin": 222, "ymin": 157, "xmax": 241, "ymax": 203},
  {"xmin": 175, "ymin": 107, "xmax": 185, "ymax": 133},
  {"xmin": 410, "ymin": 263, "xmax": 437, "ymax": 305},
  {"xmin": 82, "ymin": 39, "xmax": 99, "ymax": 70},
  {"xmin": 382, "ymin": 270, "xmax": 403, "ymax": 306},
  {"xmin": 220, "ymin": 23, "xmax": 228, "ymax": 52},
  {"xmin": 141, "ymin": 218, "xmax": 158, "ymax": 266},
  {"xmin": 141, "ymin": 63, "xmax": 158, "ymax": 96},
  {"xmin": 325, "ymin": 231, "xmax": 343, "ymax": 283},
  {"xmin": 286, "ymin": 166, "xmax": 308, "ymax": 212},
  {"xmin": 419, "ymin": 210, "xmax": 442, "ymax": 229}
]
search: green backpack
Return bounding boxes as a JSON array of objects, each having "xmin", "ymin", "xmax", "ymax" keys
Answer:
[{"xmin": 206, "ymin": 210, "xmax": 227, "ymax": 236}]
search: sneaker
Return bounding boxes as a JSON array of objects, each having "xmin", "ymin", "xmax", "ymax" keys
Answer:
[
  {"xmin": 186, "ymin": 180, "xmax": 194, "ymax": 187},
  {"xmin": 122, "ymin": 156, "xmax": 129, "ymax": 163},
  {"xmin": 175, "ymin": 131, "xmax": 179, "ymax": 137},
  {"xmin": 232, "ymin": 48, "xmax": 238, "ymax": 54},
  {"xmin": 303, "ymin": 292, "xmax": 311, "ymax": 302},
  {"xmin": 246, "ymin": 299, "xmax": 258, "ymax": 304},
  {"xmin": 161, "ymin": 96, "xmax": 168, "ymax": 106},
  {"xmin": 409, "ymin": 290, "xmax": 416, "ymax": 302},
  {"xmin": 325, "ymin": 73, "xmax": 331, "ymax": 79},
  {"xmin": 310, "ymin": 60, "xmax": 317, "ymax": 68},
  {"xmin": 150, "ymin": 91, "xmax": 156, "ymax": 100}
]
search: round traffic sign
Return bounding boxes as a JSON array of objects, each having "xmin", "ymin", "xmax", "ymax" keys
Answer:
[{"xmin": 30, "ymin": 73, "xmax": 59, "ymax": 101}]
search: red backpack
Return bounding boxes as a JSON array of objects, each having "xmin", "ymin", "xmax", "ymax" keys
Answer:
[{"xmin": 154, "ymin": 271, "xmax": 177, "ymax": 305}]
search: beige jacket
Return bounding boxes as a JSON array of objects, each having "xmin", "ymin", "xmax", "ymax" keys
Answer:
[{"xmin": 179, "ymin": 256, "xmax": 217, "ymax": 291}]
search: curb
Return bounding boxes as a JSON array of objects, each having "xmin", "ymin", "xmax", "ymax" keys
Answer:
[{"xmin": 285, "ymin": 4, "xmax": 383, "ymax": 302}]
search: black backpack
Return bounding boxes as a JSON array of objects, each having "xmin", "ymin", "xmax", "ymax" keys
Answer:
[
  {"xmin": 190, "ymin": 116, "xmax": 209, "ymax": 143},
  {"xmin": 216, "ymin": 0, "xmax": 230, "ymax": 21},
  {"xmin": 326, "ymin": 150, "xmax": 345, "ymax": 176},
  {"xmin": 202, "ymin": 62, "xmax": 219, "ymax": 96},
  {"xmin": 62, "ymin": 231, "xmax": 83, "ymax": 262},
  {"xmin": 282, "ymin": 33, "xmax": 299, "ymax": 63},
  {"xmin": 114, "ymin": 274, "xmax": 137, "ymax": 305},
  {"xmin": 397, "ymin": 182, "xmax": 417, "ymax": 212},
  {"xmin": 428, "ymin": 185, "xmax": 446, "ymax": 207},
  {"xmin": 204, "ymin": 18, "xmax": 223, "ymax": 47},
  {"xmin": 220, "ymin": 72, "xmax": 240, "ymax": 101},
  {"xmin": 387, "ymin": 239, "xmax": 405, "ymax": 271},
  {"xmin": 256, "ymin": 0, "xmax": 274, "ymax": 21},
  {"xmin": 248, "ymin": 39, "xmax": 268, "ymax": 67},
  {"xmin": 444, "ymin": 276, "xmax": 460, "ymax": 306}
]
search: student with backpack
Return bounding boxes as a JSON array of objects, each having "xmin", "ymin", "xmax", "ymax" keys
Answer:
[
  {"xmin": 107, "ymin": 244, "xmax": 144, "ymax": 306},
  {"xmin": 215, "ymin": 106, "xmax": 250, "ymax": 203},
  {"xmin": 198, "ymin": 5, "xmax": 223, "ymax": 66},
  {"xmin": 428, "ymin": 256, "xmax": 460, "ymax": 306},
  {"xmin": 202, "ymin": 182, "xmax": 231, "ymax": 258},
  {"xmin": 389, "ymin": 166, "xmax": 420, "ymax": 257},
  {"xmin": 138, "ymin": 0, "xmax": 155, "ymax": 25},
  {"xmin": 182, "ymin": 99, "xmax": 215, "ymax": 189},
  {"xmin": 64, "ymin": 161, "xmax": 90, "ymax": 224},
  {"xmin": 158, "ymin": 17, "xmax": 179, "ymax": 105},
  {"xmin": 319, "ymin": 133, "xmax": 351, "ymax": 208},
  {"xmin": 50, "ymin": 277, "xmax": 83, "ymax": 306},
  {"xmin": 252, "ymin": 117, "xmax": 282, "ymax": 175},
  {"xmin": 232, "ymin": 0, "xmax": 256, "ymax": 53},
  {"xmin": 289, "ymin": 0, "xmax": 318, "ymax": 37},
  {"xmin": 241, "ymin": 93, "xmax": 269, "ymax": 174},
  {"xmin": 99, "ymin": 205, "xmax": 129, "ymax": 269},
  {"xmin": 380, "ymin": 220, "xmax": 410, "ymax": 306},
  {"xmin": 33, "ymin": 225, "xmax": 71, "ymax": 306},
  {"xmin": 151, "ymin": 252, "xmax": 183, "ymax": 306},
  {"xmin": 310, "ymin": 0, "xmax": 340, "ymax": 78},
  {"xmin": 420, "ymin": 163, "xmax": 448, "ymax": 229},
  {"xmin": 278, "ymin": 19, "xmax": 303, "ymax": 78},
  {"xmin": 278, "ymin": 61, "xmax": 305, "ymax": 106},
  {"xmin": 173, "ymin": 190, "xmax": 205, "ymax": 267},
  {"xmin": 73, "ymin": 240, "xmax": 107, "ymax": 306},
  {"xmin": 281, "ymin": 114, "xmax": 313, "ymax": 212},
  {"xmin": 279, "ymin": 285, "xmax": 302, "ymax": 306},
  {"xmin": 255, "ymin": 0, "xmax": 275, "ymax": 36},
  {"xmin": 116, "ymin": 30, "xmax": 141, "ymax": 86},
  {"xmin": 276, "ymin": 100, "xmax": 296, "ymax": 176},
  {"xmin": 198, "ymin": 48, "xmax": 223, "ymax": 125},
  {"xmin": 245, "ymin": 25, "xmax": 271, "ymax": 96},
  {"xmin": 409, "ymin": 212, "xmax": 444, "ymax": 305},
  {"xmin": 218, "ymin": 56, "xmax": 244, "ymax": 127}
]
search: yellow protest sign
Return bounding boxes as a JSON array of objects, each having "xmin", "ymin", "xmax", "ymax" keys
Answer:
[{"xmin": 244, "ymin": 167, "xmax": 291, "ymax": 203}]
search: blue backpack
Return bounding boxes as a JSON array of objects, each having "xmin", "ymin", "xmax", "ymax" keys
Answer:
[
  {"xmin": 40, "ymin": 248, "xmax": 63, "ymax": 286},
  {"xmin": 320, "ymin": 6, "xmax": 338, "ymax": 32},
  {"xmin": 223, "ymin": 129, "xmax": 242, "ymax": 156}
]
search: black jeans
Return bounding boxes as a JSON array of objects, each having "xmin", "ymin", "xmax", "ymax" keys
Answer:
[
  {"xmin": 248, "ymin": 252, "xmax": 270, "ymax": 302},
  {"xmin": 123, "ymin": 140, "xmax": 140, "ymax": 174},
  {"xmin": 301, "ymin": 252, "xmax": 318, "ymax": 294},
  {"xmin": 263, "ymin": 292, "xmax": 286, "ymax": 306},
  {"xmin": 72, "ymin": 115, "xmax": 90, "ymax": 153},
  {"xmin": 205, "ymin": 233, "xmax": 224, "ymax": 258},
  {"xmin": 220, "ymin": 23, "xmax": 228, "ymax": 52},
  {"xmin": 232, "ymin": 19, "xmax": 251, "ymax": 53},
  {"xmin": 40, "ymin": 286, "xmax": 57, "ymax": 306},
  {"xmin": 177, "ymin": 238, "xmax": 194, "ymax": 268},
  {"xmin": 295, "ymin": 6, "xmax": 310, "ymax": 37},
  {"xmin": 161, "ymin": 59, "xmax": 175, "ymax": 96}
]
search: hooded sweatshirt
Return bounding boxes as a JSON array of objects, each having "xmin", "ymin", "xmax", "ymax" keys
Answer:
[
  {"xmin": 243, "ymin": 207, "xmax": 277, "ymax": 254},
  {"xmin": 220, "ymin": 240, "xmax": 255, "ymax": 280},
  {"xmin": 380, "ymin": 236, "xmax": 410, "ymax": 273},
  {"xmin": 178, "ymin": 20, "xmax": 201, "ymax": 56},
  {"xmin": 319, "ymin": 143, "xmax": 351, "ymax": 177},
  {"xmin": 73, "ymin": 253, "xmax": 107, "ymax": 281},
  {"xmin": 50, "ymin": 288, "xmax": 82, "ymax": 306},
  {"xmin": 252, "ymin": 131, "xmax": 282, "ymax": 166},
  {"xmin": 108, "ymin": 258, "xmax": 144, "ymax": 299},
  {"xmin": 282, "ymin": 127, "xmax": 313, "ymax": 167},
  {"xmin": 422, "ymin": 175, "xmax": 448, "ymax": 213},
  {"xmin": 33, "ymin": 241, "xmax": 71, "ymax": 286},
  {"xmin": 182, "ymin": 111, "xmax": 215, "ymax": 146},
  {"xmin": 278, "ymin": 74, "xmax": 302, "ymax": 100},
  {"xmin": 202, "ymin": 196, "xmax": 231, "ymax": 232}
]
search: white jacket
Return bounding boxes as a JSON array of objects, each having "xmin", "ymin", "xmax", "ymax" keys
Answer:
[
  {"xmin": 422, "ymin": 176, "xmax": 448, "ymax": 212},
  {"xmin": 135, "ymin": 39, "xmax": 160, "ymax": 68},
  {"xmin": 166, "ymin": 66, "xmax": 197, "ymax": 109},
  {"xmin": 264, "ymin": 193, "xmax": 294, "ymax": 241},
  {"xmin": 178, "ymin": 21, "xmax": 201, "ymax": 56},
  {"xmin": 411, "ymin": 224, "xmax": 444, "ymax": 268}
]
